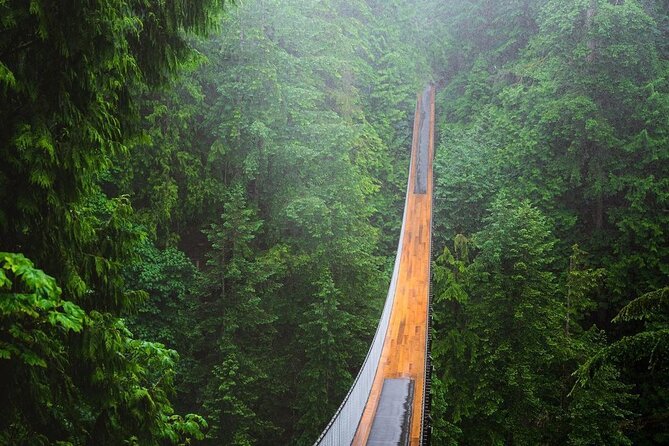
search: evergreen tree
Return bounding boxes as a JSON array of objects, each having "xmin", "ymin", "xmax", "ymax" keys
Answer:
[{"xmin": 0, "ymin": 0, "xmax": 228, "ymax": 443}]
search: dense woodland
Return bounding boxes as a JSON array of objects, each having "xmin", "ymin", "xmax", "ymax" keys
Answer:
[{"xmin": 0, "ymin": 0, "xmax": 667, "ymax": 445}]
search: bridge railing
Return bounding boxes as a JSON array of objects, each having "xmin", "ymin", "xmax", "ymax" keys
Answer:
[{"xmin": 313, "ymin": 105, "xmax": 417, "ymax": 446}]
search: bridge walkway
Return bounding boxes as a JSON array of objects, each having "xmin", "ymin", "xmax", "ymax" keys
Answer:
[
  {"xmin": 352, "ymin": 86, "xmax": 434, "ymax": 446},
  {"xmin": 314, "ymin": 85, "xmax": 435, "ymax": 446}
]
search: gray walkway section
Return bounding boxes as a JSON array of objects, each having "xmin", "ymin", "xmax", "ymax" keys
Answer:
[
  {"xmin": 367, "ymin": 378, "xmax": 415, "ymax": 445},
  {"xmin": 414, "ymin": 86, "xmax": 430, "ymax": 194}
]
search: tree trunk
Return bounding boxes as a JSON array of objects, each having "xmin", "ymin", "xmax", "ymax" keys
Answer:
[{"xmin": 586, "ymin": 0, "xmax": 597, "ymax": 63}]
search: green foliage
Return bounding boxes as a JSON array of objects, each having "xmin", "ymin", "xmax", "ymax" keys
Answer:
[
  {"xmin": 568, "ymin": 364, "xmax": 634, "ymax": 446},
  {"xmin": 124, "ymin": 241, "xmax": 199, "ymax": 346},
  {"xmin": 76, "ymin": 313, "xmax": 207, "ymax": 446},
  {"xmin": 0, "ymin": 0, "xmax": 228, "ymax": 290},
  {"xmin": 294, "ymin": 271, "xmax": 355, "ymax": 444},
  {"xmin": 0, "ymin": 252, "xmax": 84, "ymax": 367},
  {"xmin": 430, "ymin": 0, "xmax": 669, "ymax": 443},
  {"xmin": 576, "ymin": 287, "xmax": 669, "ymax": 444},
  {"xmin": 0, "ymin": 253, "xmax": 206, "ymax": 445},
  {"xmin": 431, "ymin": 197, "xmax": 636, "ymax": 445},
  {"xmin": 565, "ymin": 244, "xmax": 605, "ymax": 334},
  {"xmin": 613, "ymin": 286, "xmax": 669, "ymax": 324},
  {"xmin": 195, "ymin": 186, "xmax": 283, "ymax": 444},
  {"xmin": 112, "ymin": 1, "xmax": 425, "ymax": 443},
  {"xmin": 0, "ymin": 0, "xmax": 228, "ymax": 443},
  {"xmin": 463, "ymin": 199, "xmax": 563, "ymax": 444}
]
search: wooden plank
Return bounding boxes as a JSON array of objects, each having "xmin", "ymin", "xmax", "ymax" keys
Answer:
[{"xmin": 352, "ymin": 86, "xmax": 434, "ymax": 446}]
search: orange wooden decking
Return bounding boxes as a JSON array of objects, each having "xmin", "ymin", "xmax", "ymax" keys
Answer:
[{"xmin": 352, "ymin": 87, "xmax": 435, "ymax": 445}]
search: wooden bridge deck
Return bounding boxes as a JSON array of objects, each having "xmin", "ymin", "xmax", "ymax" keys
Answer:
[{"xmin": 352, "ymin": 87, "xmax": 435, "ymax": 445}]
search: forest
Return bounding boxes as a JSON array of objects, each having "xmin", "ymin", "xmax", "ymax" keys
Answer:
[{"xmin": 0, "ymin": 0, "xmax": 667, "ymax": 445}]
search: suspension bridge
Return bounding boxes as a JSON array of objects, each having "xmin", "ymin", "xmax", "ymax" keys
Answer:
[{"xmin": 315, "ymin": 85, "xmax": 435, "ymax": 446}]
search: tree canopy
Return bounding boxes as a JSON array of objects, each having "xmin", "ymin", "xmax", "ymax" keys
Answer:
[{"xmin": 1, "ymin": 0, "xmax": 668, "ymax": 445}]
